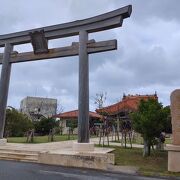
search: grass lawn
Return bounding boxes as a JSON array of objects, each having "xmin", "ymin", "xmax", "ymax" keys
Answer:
[
  {"xmin": 165, "ymin": 138, "xmax": 172, "ymax": 144},
  {"xmin": 112, "ymin": 146, "xmax": 180, "ymax": 177},
  {"xmin": 7, "ymin": 134, "xmax": 77, "ymax": 143},
  {"xmin": 112, "ymin": 137, "xmax": 172, "ymax": 145}
]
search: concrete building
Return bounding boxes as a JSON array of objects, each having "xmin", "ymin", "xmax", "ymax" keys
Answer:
[{"xmin": 20, "ymin": 96, "xmax": 57, "ymax": 121}]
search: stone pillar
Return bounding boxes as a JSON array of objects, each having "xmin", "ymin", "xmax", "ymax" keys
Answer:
[
  {"xmin": 0, "ymin": 43, "xmax": 13, "ymax": 141},
  {"xmin": 171, "ymin": 90, "xmax": 180, "ymax": 145},
  {"xmin": 78, "ymin": 30, "xmax": 89, "ymax": 143},
  {"xmin": 167, "ymin": 89, "xmax": 180, "ymax": 172}
]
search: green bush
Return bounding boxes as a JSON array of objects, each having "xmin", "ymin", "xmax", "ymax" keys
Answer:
[
  {"xmin": 33, "ymin": 117, "xmax": 58, "ymax": 135},
  {"xmin": 5, "ymin": 109, "xmax": 34, "ymax": 137}
]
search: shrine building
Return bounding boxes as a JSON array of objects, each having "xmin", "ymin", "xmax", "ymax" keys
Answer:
[{"xmin": 96, "ymin": 93, "xmax": 158, "ymax": 121}]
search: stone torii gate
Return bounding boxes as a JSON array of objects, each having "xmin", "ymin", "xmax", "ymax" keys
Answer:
[{"xmin": 0, "ymin": 5, "xmax": 132, "ymax": 148}]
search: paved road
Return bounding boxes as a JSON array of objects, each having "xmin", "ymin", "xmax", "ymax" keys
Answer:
[{"xmin": 0, "ymin": 160, "xmax": 168, "ymax": 180}]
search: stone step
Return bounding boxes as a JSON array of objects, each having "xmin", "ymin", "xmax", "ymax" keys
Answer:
[
  {"xmin": 0, "ymin": 156, "xmax": 38, "ymax": 162},
  {"xmin": 0, "ymin": 151, "xmax": 38, "ymax": 162},
  {"xmin": 0, "ymin": 151, "xmax": 38, "ymax": 156},
  {"xmin": 0, "ymin": 148, "xmax": 40, "ymax": 154}
]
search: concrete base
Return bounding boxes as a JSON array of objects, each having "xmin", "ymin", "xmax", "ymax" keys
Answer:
[
  {"xmin": 0, "ymin": 139, "xmax": 7, "ymax": 146},
  {"xmin": 73, "ymin": 142, "xmax": 94, "ymax": 152},
  {"xmin": 167, "ymin": 144, "xmax": 180, "ymax": 172},
  {"xmin": 0, "ymin": 141, "xmax": 115, "ymax": 170},
  {"xmin": 38, "ymin": 147, "xmax": 115, "ymax": 170}
]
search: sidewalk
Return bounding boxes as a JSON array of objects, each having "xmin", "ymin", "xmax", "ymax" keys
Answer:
[{"xmin": 90, "ymin": 137, "xmax": 144, "ymax": 148}]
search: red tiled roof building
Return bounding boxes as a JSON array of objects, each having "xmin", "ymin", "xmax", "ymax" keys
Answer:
[
  {"xmin": 54, "ymin": 110, "xmax": 102, "ymax": 119},
  {"xmin": 96, "ymin": 93, "xmax": 158, "ymax": 118},
  {"xmin": 53, "ymin": 110, "xmax": 102, "ymax": 134}
]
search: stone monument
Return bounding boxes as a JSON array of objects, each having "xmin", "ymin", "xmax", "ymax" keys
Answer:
[{"xmin": 167, "ymin": 89, "xmax": 180, "ymax": 172}]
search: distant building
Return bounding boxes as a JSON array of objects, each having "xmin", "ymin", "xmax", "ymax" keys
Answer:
[
  {"xmin": 53, "ymin": 110, "xmax": 102, "ymax": 134},
  {"xmin": 96, "ymin": 93, "xmax": 158, "ymax": 120},
  {"xmin": 20, "ymin": 96, "xmax": 57, "ymax": 121}
]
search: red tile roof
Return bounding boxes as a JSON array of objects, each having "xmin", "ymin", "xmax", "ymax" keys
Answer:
[
  {"xmin": 96, "ymin": 94, "xmax": 158, "ymax": 115},
  {"xmin": 54, "ymin": 110, "xmax": 102, "ymax": 119}
]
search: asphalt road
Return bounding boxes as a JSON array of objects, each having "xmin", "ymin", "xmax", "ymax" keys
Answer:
[{"xmin": 0, "ymin": 160, "xmax": 168, "ymax": 180}]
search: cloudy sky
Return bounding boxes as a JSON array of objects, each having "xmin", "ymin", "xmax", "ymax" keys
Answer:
[{"xmin": 0, "ymin": 0, "xmax": 180, "ymax": 112}]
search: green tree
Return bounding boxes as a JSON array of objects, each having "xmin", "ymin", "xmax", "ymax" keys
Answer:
[
  {"xmin": 34, "ymin": 117, "xmax": 58, "ymax": 135},
  {"xmin": 131, "ymin": 99, "xmax": 166, "ymax": 157},
  {"xmin": 5, "ymin": 109, "xmax": 34, "ymax": 137}
]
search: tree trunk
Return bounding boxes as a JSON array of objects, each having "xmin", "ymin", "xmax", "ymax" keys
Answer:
[{"xmin": 143, "ymin": 139, "xmax": 151, "ymax": 157}]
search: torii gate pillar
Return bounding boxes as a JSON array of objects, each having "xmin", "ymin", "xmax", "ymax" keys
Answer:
[
  {"xmin": 73, "ymin": 30, "xmax": 94, "ymax": 151},
  {"xmin": 78, "ymin": 30, "xmax": 89, "ymax": 143},
  {"xmin": 0, "ymin": 43, "xmax": 13, "ymax": 143}
]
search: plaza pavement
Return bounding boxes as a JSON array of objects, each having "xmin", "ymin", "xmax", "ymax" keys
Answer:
[
  {"xmin": 0, "ymin": 136, "xmax": 144, "ymax": 153},
  {"xmin": 0, "ymin": 136, "xmax": 144, "ymax": 174}
]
